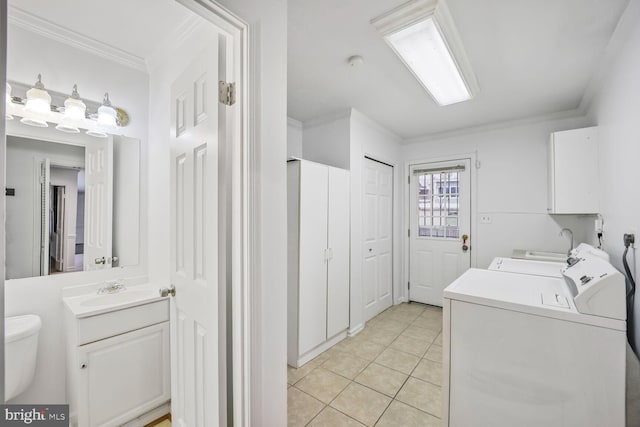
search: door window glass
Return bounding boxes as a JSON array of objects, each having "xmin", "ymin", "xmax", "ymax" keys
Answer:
[{"xmin": 417, "ymin": 171, "xmax": 459, "ymax": 238}]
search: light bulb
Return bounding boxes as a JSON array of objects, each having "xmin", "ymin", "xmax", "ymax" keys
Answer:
[
  {"xmin": 63, "ymin": 85, "xmax": 86, "ymax": 120},
  {"xmin": 56, "ymin": 84, "xmax": 86, "ymax": 133},
  {"xmin": 97, "ymin": 92, "xmax": 117, "ymax": 129},
  {"xmin": 21, "ymin": 74, "xmax": 51, "ymax": 127}
]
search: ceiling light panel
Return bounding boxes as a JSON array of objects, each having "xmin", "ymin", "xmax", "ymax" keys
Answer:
[{"xmin": 372, "ymin": 0, "xmax": 479, "ymax": 106}]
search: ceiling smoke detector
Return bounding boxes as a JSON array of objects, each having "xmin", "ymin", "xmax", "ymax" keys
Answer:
[{"xmin": 348, "ymin": 55, "xmax": 364, "ymax": 67}]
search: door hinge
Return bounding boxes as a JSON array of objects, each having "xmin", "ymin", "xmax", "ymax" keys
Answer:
[
  {"xmin": 218, "ymin": 81, "xmax": 236, "ymax": 106},
  {"xmin": 408, "ymin": 229, "xmax": 410, "ymax": 237},
  {"xmin": 408, "ymin": 281, "xmax": 410, "ymax": 290},
  {"xmin": 408, "ymin": 175, "xmax": 410, "ymax": 184}
]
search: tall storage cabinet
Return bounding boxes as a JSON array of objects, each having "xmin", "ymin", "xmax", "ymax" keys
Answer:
[{"xmin": 288, "ymin": 159, "xmax": 350, "ymax": 368}]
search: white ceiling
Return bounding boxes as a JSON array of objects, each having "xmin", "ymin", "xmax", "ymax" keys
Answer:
[
  {"xmin": 8, "ymin": 0, "xmax": 194, "ymax": 62},
  {"xmin": 288, "ymin": 0, "xmax": 630, "ymax": 139}
]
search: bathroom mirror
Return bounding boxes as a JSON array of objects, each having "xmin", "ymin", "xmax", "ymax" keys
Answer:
[{"xmin": 4, "ymin": 121, "xmax": 140, "ymax": 280}]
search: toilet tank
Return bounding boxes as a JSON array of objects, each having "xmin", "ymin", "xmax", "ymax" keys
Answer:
[{"xmin": 5, "ymin": 314, "xmax": 42, "ymax": 401}]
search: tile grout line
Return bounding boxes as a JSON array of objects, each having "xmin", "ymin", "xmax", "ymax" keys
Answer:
[{"xmin": 290, "ymin": 303, "xmax": 443, "ymax": 426}]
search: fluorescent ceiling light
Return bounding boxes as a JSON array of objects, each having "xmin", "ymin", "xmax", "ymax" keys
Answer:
[{"xmin": 372, "ymin": 0, "xmax": 479, "ymax": 106}]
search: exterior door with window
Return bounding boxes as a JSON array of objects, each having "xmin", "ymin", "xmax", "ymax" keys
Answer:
[{"xmin": 409, "ymin": 159, "xmax": 471, "ymax": 306}]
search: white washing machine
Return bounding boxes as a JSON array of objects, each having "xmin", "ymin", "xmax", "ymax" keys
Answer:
[{"xmin": 443, "ymin": 251, "xmax": 626, "ymax": 427}]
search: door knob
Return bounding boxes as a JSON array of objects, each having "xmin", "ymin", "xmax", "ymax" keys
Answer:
[
  {"xmin": 94, "ymin": 257, "xmax": 106, "ymax": 265},
  {"xmin": 159, "ymin": 285, "xmax": 176, "ymax": 297},
  {"xmin": 462, "ymin": 234, "xmax": 469, "ymax": 252}
]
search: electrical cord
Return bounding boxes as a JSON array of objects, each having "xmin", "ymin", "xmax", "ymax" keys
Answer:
[{"xmin": 623, "ymin": 234, "xmax": 636, "ymax": 352}]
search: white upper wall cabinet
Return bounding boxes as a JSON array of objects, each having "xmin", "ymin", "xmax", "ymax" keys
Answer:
[{"xmin": 548, "ymin": 127, "xmax": 599, "ymax": 214}]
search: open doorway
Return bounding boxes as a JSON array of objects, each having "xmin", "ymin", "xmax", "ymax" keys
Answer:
[{"xmin": 48, "ymin": 165, "xmax": 84, "ymax": 275}]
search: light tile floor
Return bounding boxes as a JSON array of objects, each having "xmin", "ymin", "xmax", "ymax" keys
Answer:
[{"xmin": 287, "ymin": 302, "xmax": 443, "ymax": 427}]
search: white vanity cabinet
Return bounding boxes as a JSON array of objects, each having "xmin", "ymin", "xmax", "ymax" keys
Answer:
[
  {"xmin": 64, "ymin": 297, "xmax": 170, "ymax": 427},
  {"xmin": 547, "ymin": 126, "xmax": 599, "ymax": 214},
  {"xmin": 287, "ymin": 159, "xmax": 350, "ymax": 368}
]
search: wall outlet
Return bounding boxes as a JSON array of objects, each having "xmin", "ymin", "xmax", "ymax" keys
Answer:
[{"xmin": 480, "ymin": 215, "xmax": 492, "ymax": 224}]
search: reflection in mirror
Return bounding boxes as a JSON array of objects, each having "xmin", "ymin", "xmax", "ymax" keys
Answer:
[{"xmin": 5, "ymin": 128, "xmax": 140, "ymax": 280}]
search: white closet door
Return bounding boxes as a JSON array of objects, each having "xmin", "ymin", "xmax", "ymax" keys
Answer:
[
  {"xmin": 298, "ymin": 162, "xmax": 329, "ymax": 355},
  {"xmin": 327, "ymin": 167, "xmax": 350, "ymax": 338},
  {"xmin": 363, "ymin": 159, "xmax": 393, "ymax": 321}
]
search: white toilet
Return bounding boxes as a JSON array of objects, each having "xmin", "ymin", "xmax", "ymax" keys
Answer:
[{"xmin": 5, "ymin": 314, "xmax": 42, "ymax": 401}]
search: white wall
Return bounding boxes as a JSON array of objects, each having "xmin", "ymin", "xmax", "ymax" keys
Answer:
[
  {"xmin": 215, "ymin": 1, "xmax": 288, "ymax": 424},
  {"xmin": 401, "ymin": 115, "xmax": 595, "ymax": 281},
  {"xmin": 5, "ymin": 26, "xmax": 149, "ymax": 404},
  {"xmin": 348, "ymin": 109, "xmax": 403, "ymax": 332},
  {"xmin": 302, "ymin": 112, "xmax": 351, "ymax": 169},
  {"xmin": 287, "ymin": 117, "xmax": 303, "ymax": 158},
  {"xmin": 587, "ymin": 1, "xmax": 640, "ymax": 352}
]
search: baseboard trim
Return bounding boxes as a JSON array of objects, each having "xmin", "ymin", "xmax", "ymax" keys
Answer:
[
  {"xmin": 121, "ymin": 402, "xmax": 171, "ymax": 427},
  {"xmin": 291, "ymin": 330, "xmax": 348, "ymax": 368},
  {"xmin": 348, "ymin": 323, "xmax": 364, "ymax": 337}
]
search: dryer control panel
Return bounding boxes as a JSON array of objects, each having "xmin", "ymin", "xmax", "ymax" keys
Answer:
[{"xmin": 562, "ymin": 252, "xmax": 626, "ymax": 320}]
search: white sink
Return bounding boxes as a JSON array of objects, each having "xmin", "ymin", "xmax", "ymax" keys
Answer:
[
  {"xmin": 63, "ymin": 284, "xmax": 167, "ymax": 318},
  {"xmin": 513, "ymin": 249, "xmax": 567, "ymax": 263},
  {"xmin": 80, "ymin": 289, "xmax": 158, "ymax": 307}
]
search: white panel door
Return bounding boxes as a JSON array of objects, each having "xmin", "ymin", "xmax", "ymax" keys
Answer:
[
  {"xmin": 409, "ymin": 159, "xmax": 471, "ymax": 306},
  {"xmin": 170, "ymin": 42, "xmax": 221, "ymax": 427},
  {"xmin": 327, "ymin": 167, "xmax": 350, "ymax": 338},
  {"xmin": 363, "ymin": 158, "xmax": 393, "ymax": 321},
  {"xmin": 298, "ymin": 161, "xmax": 329, "ymax": 355},
  {"xmin": 83, "ymin": 137, "xmax": 113, "ymax": 270}
]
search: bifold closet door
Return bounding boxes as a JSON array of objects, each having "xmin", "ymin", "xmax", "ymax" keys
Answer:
[
  {"xmin": 298, "ymin": 162, "xmax": 329, "ymax": 355},
  {"xmin": 327, "ymin": 168, "xmax": 350, "ymax": 338}
]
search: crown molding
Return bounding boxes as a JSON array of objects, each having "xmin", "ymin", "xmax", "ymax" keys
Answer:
[
  {"xmin": 145, "ymin": 14, "xmax": 205, "ymax": 72},
  {"xmin": 287, "ymin": 117, "xmax": 303, "ymax": 129},
  {"xmin": 301, "ymin": 109, "xmax": 353, "ymax": 129},
  {"xmin": 8, "ymin": 5, "xmax": 148, "ymax": 73},
  {"xmin": 402, "ymin": 108, "xmax": 589, "ymax": 145},
  {"xmin": 577, "ymin": 0, "xmax": 640, "ymax": 116},
  {"xmin": 350, "ymin": 108, "xmax": 402, "ymax": 143}
]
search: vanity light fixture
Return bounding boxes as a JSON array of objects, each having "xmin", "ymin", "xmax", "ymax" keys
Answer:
[
  {"xmin": 56, "ymin": 84, "xmax": 86, "ymax": 134},
  {"xmin": 21, "ymin": 74, "xmax": 51, "ymax": 127},
  {"xmin": 8, "ymin": 77, "xmax": 129, "ymax": 137},
  {"xmin": 371, "ymin": 0, "xmax": 479, "ymax": 106},
  {"xmin": 5, "ymin": 83, "xmax": 13, "ymax": 120}
]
